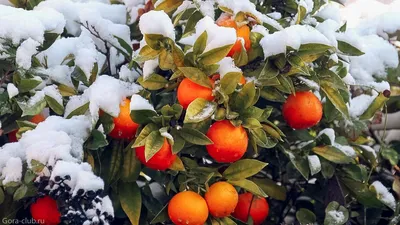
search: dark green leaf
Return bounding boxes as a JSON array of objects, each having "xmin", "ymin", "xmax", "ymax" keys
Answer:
[
  {"xmin": 337, "ymin": 40, "xmax": 364, "ymax": 56},
  {"xmin": 13, "ymin": 184, "xmax": 27, "ymax": 201},
  {"xmin": 184, "ymin": 99, "xmax": 217, "ymax": 123},
  {"xmin": 220, "ymin": 72, "xmax": 242, "ymax": 95},
  {"xmin": 66, "ymin": 102, "xmax": 89, "ymax": 119},
  {"xmin": 296, "ymin": 208, "xmax": 316, "ymax": 224},
  {"xmin": 145, "ymin": 131, "xmax": 165, "ymax": 162},
  {"xmin": 228, "ymin": 179, "xmax": 267, "ymax": 197},
  {"xmin": 86, "ymin": 129, "xmax": 108, "ymax": 150},
  {"xmin": 179, "ymin": 127, "xmax": 213, "ymax": 145},
  {"xmin": 193, "ymin": 31, "xmax": 208, "ymax": 55},
  {"xmin": 312, "ymin": 146, "xmax": 353, "ymax": 164},
  {"xmin": 119, "ymin": 182, "xmax": 142, "ymax": 225},
  {"xmin": 45, "ymin": 95, "xmax": 64, "ymax": 115},
  {"xmin": 223, "ymin": 159, "xmax": 267, "ymax": 180},
  {"xmin": 252, "ymin": 178, "xmax": 287, "ymax": 201},
  {"xmin": 198, "ymin": 44, "xmax": 234, "ymax": 65}
]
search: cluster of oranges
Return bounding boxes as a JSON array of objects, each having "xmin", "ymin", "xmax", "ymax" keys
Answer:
[{"xmin": 168, "ymin": 182, "xmax": 269, "ymax": 225}]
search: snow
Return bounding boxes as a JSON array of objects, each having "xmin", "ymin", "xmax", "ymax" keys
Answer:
[
  {"xmin": 180, "ymin": 16, "xmax": 237, "ymax": 53},
  {"xmin": 217, "ymin": 57, "xmax": 241, "ymax": 78},
  {"xmin": 197, "ymin": 0, "xmax": 215, "ymax": 19},
  {"xmin": 101, "ymin": 196, "xmax": 114, "ymax": 217},
  {"xmin": 327, "ymin": 210, "xmax": 346, "ymax": 224},
  {"xmin": 17, "ymin": 91, "xmax": 45, "ymax": 114},
  {"xmin": 298, "ymin": 76, "xmax": 320, "ymax": 90},
  {"xmin": 173, "ymin": 1, "xmax": 195, "ymax": 17},
  {"xmin": 43, "ymin": 85, "xmax": 63, "ymax": 106},
  {"xmin": 259, "ymin": 25, "xmax": 332, "ymax": 58},
  {"xmin": 297, "ymin": 0, "xmax": 314, "ymax": 14},
  {"xmin": 119, "ymin": 65, "xmax": 140, "ymax": 82},
  {"xmin": 307, "ymin": 155, "xmax": 321, "ymax": 176},
  {"xmin": 348, "ymin": 35, "xmax": 398, "ymax": 82},
  {"xmin": 64, "ymin": 95, "xmax": 90, "ymax": 118},
  {"xmin": 342, "ymin": 73, "xmax": 356, "ymax": 85},
  {"xmin": 123, "ymin": 0, "xmax": 145, "ymax": 24},
  {"xmin": 371, "ymin": 181, "xmax": 396, "ymax": 210},
  {"xmin": 0, "ymin": 5, "xmax": 65, "ymax": 44},
  {"xmin": 50, "ymin": 161, "xmax": 88, "ymax": 189},
  {"xmin": 317, "ymin": 128, "xmax": 356, "ymax": 157},
  {"xmin": 16, "ymin": 38, "xmax": 40, "ymax": 70},
  {"xmin": 349, "ymin": 93, "xmax": 376, "ymax": 118},
  {"xmin": 160, "ymin": 130, "xmax": 174, "ymax": 142},
  {"xmin": 1, "ymin": 157, "xmax": 23, "ymax": 185},
  {"xmin": 251, "ymin": 25, "xmax": 269, "ymax": 37},
  {"xmin": 267, "ymin": 12, "xmax": 282, "ymax": 20},
  {"xmin": 188, "ymin": 101, "xmax": 215, "ymax": 121},
  {"xmin": 73, "ymin": 170, "xmax": 104, "ymax": 196},
  {"xmin": 315, "ymin": 2, "xmax": 341, "ymax": 23},
  {"xmin": 36, "ymin": 0, "xmax": 127, "ymax": 36},
  {"xmin": 359, "ymin": 145, "xmax": 378, "ymax": 159},
  {"xmin": 39, "ymin": 65, "xmax": 75, "ymax": 88},
  {"xmin": 139, "ymin": 10, "xmax": 175, "ymax": 40},
  {"xmin": 316, "ymin": 20, "xmax": 341, "ymax": 48},
  {"xmin": 142, "ymin": 58, "xmax": 159, "ymax": 79},
  {"xmin": 83, "ymin": 75, "xmax": 142, "ymax": 119},
  {"xmin": 7, "ymin": 83, "xmax": 19, "ymax": 99},
  {"xmin": 130, "ymin": 94, "xmax": 155, "ymax": 111}
]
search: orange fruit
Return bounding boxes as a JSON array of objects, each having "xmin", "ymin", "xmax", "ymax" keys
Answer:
[
  {"xmin": 30, "ymin": 196, "xmax": 61, "ymax": 225},
  {"xmin": 232, "ymin": 193, "xmax": 269, "ymax": 225},
  {"xmin": 109, "ymin": 98, "xmax": 140, "ymax": 140},
  {"xmin": 8, "ymin": 113, "xmax": 46, "ymax": 142},
  {"xmin": 211, "ymin": 74, "xmax": 246, "ymax": 85},
  {"xmin": 206, "ymin": 120, "xmax": 248, "ymax": 163},
  {"xmin": 168, "ymin": 191, "xmax": 209, "ymax": 225},
  {"xmin": 216, "ymin": 16, "xmax": 251, "ymax": 57},
  {"xmin": 135, "ymin": 138, "xmax": 176, "ymax": 170},
  {"xmin": 205, "ymin": 181, "xmax": 238, "ymax": 218},
  {"xmin": 177, "ymin": 78, "xmax": 215, "ymax": 109},
  {"xmin": 282, "ymin": 91, "xmax": 323, "ymax": 130}
]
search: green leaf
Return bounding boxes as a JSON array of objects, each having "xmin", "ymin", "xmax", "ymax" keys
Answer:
[
  {"xmin": 242, "ymin": 118, "xmax": 262, "ymax": 129},
  {"xmin": 114, "ymin": 35, "xmax": 133, "ymax": 57},
  {"xmin": 24, "ymin": 170, "xmax": 35, "ymax": 184},
  {"xmin": 260, "ymin": 87, "xmax": 286, "ymax": 102},
  {"xmin": 13, "ymin": 184, "xmax": 27, "ymax": 201},
  {"xmin": 169, "ymin": 157, "xmax": 185, "ymax": 171},
  {"xmin": 324, "ymin": 201, "xmax": 349, "ymax": 225},
  {"xmin": 321, "ymin": 82, "xmax": 349, "ymax": 119},
  {"xmin": 288, "ymin": 153, "xmax": 309, "ymax": 180},
  {"xmin": 18, "ymin": 78, "xmax": 42, "ymax": 93},
  {"xmin": 86, "ymin": 129, "xmax": 108, "ymax": 150},
  {"xmin": 145, "ymin": 34, "xmax": 164, "ymax": 50},
  {"xmin": 133, "ymin": 123, "xmax": 159, "ymax": 147},
  {"xmin": 171, "ymin": 129, "xmax": 185, "ymax": 154},
  {"xmin": 159, "ymin": 49, "xmax": 175, "ymax": 70},
  {"xmin": 30, "ymin": 159, "xmax": 45, "ymax": 173},
  {"xmin": 359, "ymin": 92, "xmax": 389, "ymax": 120},
  {"xmin": 228, "ymin": 179, "xmax": 267, "ymax": 197},
  {"xmin": 131, "ymin": 109, "xmax": 158, "ymax": 125},
  {"xmin": 250, "ymin": 128, "xmax": 277, "ymax": 149},
  {"xmin": 276, "ymin": 75, "xmax": 295, "ymax": 94},
  {"xmin": 44, "ymin": 95, "xmax": 64, "ymax": 115},
  {"xmin": 252, "ymin": 178, "xmax": 287, "ymax": 201},
  {"xmin": 179, "ymin": 67, "xmax": 212, "ymax": 88},
  {"xmin": 296, "ymin": 208, "xmax": 316, "ymax": 224},
  {"xmin": 259, "ymin": 60, "xmax": 279, "ymax": 80},
  {"xmin": 71, "ymin": 66, "xmax": 88, "ymax": 85},
  {"xmin": 108, "ymin": 141, "xmax": 123, "ymax": 184},
  {"xmin": 183, "ymin": 10, "xmax": 203, "ymax": 34},
  {"xmin": 198, "ymin": 44, "xmax": 234, "ymax": 65},
  {"xmin": 312, "ymin": 146, "xmax": 353, "ymax": 164},
  {"xmin": 298, "ymin": 43, "xmax": 333, "ymax": 55},
  {"xmin": 58, "ymin": 84, "xmax": 77, "ymax": 97},
  {"xmin": 66, "ymin": 102, "xmax": 89, "ymax": 119},
  {"xmin": 295, "ymin": 6, "xmax": 307, "ymax": 24},
  {"xmin": 136, "ymin": 45, "xmax": 160, "ymax": 62},
  {"xmin": 17, "ymin": 97, "xmax": 46, "ymax": 117},
  {"xmin": 119, "ymin": 181, "xmax": 142, "ymax": 225},
  {"xmin": 137, "ymin": 74, "xmax": 168, "ymax": 90},
  {"xmin": 337, "ymin": 40, "xmax": 365, "ymax": 56},
  {"xmin": 233, "ymin": 45, "xmax": 249, "ymax": 67},
  {"xmin": 321, "ymin": 158, "xmax": 335, "ymax": 179},
  {"xmin": 145, "ymin": 131, "xmax": 165, "ymax": 162},
  {"xmin": 155, "ymin": 0, "xmax": 184, "ymax": 13},
  {"xmin": 232, "ymin": 82, "xmax": 256, "ymax": 110},
  {"xmin": 179, "ymin": 127, "xmax": 213, "ymax": 145},
  {"xmin": 287, "ymin": 54, "xmax": 310, "ymax": 76},
  {"xmin": 381, "ymin": 147, "xmax": 399, "ymax": 166},
  {"xmin": 341, "ymin": 178, "xmax": 383, "ymax": 208},
  {"xmin": 150, "ymin": 204, "xmax": 169, "ymax": 224},
  {"xmin": 223, "ymin": 159, "xmax": 267, "ymax": 180},
  {"xmin": 184, "ymin": 99, "xmax": 217, "ymax": 123},
  {"xmin": 121, "ymin": 147, "xmax": 141, "ymax": 182},
  {"xmin": 193, "ymin": 31, "xmax": 208, "ymax": 55},
  {"xmin": 220, "ymin": 72, "xmax": 242, "ymax": 95}
]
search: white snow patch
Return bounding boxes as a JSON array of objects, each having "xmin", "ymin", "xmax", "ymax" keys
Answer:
[
  {"xmin": 142, "ymin": 58, "xmax": 159, "ymax": 79},
  {"xmin": 43, "ymin": 85, "xmax": 63, "ymax": 106},
  {"xmin": 217, "ymin": 57, "xmax": 241, "ymax": 78},
  {"xmin": 7, "ymin": 83, "xmax": 19, "ymax": 99},
  {"xmin": 371, "ymin": 181, "xmax": 396, "ymax": 210},
  {"xmin": 139, "ymin": 10, "xmax": 175, "ymax": 40},
  {"xmin": 307, "ymin": 155, "xmax": 321, "ymax": 176},
  {"xmin": 119, "ymin": 65, "xmax": 140, "ymax": 82},
  {"xmin": 327, "ymin": 210, "xmax": 346, "ymax": 224},
  {"xmin": 1, "ymin": 157, "xmax": 23, "ymax": 184},
  {"xmin": 130, "ymin": 94, "xmax": 155, "ymax": 111},
  {"xmin": 16, "ymin": 38, "xmax": 40, "ymax": 70}
]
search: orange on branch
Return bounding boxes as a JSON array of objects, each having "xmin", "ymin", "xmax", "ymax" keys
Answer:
[
  {"xmin": 205, "ymin": 181, "xmax": 238, "ymax": 218},
  {"xmin": 177, "ymin": 78, "xmax": 215, "ymax": 109},
  {"xmin": 109, "ymin": 98, "xmax": 139, "ymax": 140},
  {"xmin": 168, "ymin": 191, "xmax": 209, "ymax": 225},
  {"xmin": 30, "ymin": 196, "xmax": 61, "ymax": 225},
  {"xmin": 135, "ymin": 138, "xmax": 176, "ymax": 171},
  {"xmin": 232, "ymin": 193, "xmax": 269, "ymax": 225},
  {"xmin": 282, "ymin": 91, "xmax": 323, "ymax": 130},
  {"xmin": 206, "ymin": 120, "xmax": 248, "ymax": 163},
  {"xmin": 216, "ymin": 16, "xmax": 251, "ymax": 57}
]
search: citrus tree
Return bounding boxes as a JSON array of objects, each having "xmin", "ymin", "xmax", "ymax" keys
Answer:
[{"xmin": 0, "ymin": 0, "xmax": 400, "ymax": 225}]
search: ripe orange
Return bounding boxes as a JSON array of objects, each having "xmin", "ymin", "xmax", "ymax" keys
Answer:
[
  {"xmin": 206, "ymin": 120, "xmax": 248, "ymax": 163},
  {"xmin": 211, "ymin": 74, "xmax": 246, "ymax": 85},
  {"xmin": 205, "ymin": 181, "xmax": 238, "ymax": 218},
  {"xmin": 282, "ymin": 91, "xmax": 323, "ymax": 129},
  {"xmin": 135, "ymin": 138, "xmax": 176, "ymax": 170},
  {"xmin": 8, "ymin": 113, "xmax": 46, "ymax": 142},
  {"xmin": 109, "ymin": 98, "xmax": 139, "ymax": 140},
  {"xmin": 232, "ymin": 193, "xmax": 269, "ymax": 225},
  {"xmin": 30, "ymin": 196, "xmax": 61, "ymax": 225},
  {"xmin": 168, "ymin": 191, "xmax": 209, "ymax": 225},
  {"xmin": 216, "ymin": 16, "xmax": 251, "ymax": 57},
  {"xmin": 177, "ymin": 78, "xmax": 215, "ymax": 109}
]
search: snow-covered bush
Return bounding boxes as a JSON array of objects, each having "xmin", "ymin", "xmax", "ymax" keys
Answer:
[{"xmin": 0, "ymin": 0, "xmax": 399, "ymax": 224}]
